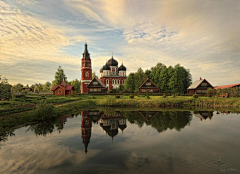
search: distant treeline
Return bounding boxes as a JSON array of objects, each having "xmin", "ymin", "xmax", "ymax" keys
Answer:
[{"xmin": 123, "ymin": 63, "xmax": 192, "ymax": 94}]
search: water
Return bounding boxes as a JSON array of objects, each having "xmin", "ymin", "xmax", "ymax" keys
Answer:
[{"xmin": 0, "ymin": 110, "xmax": 240, "ymax": 174}]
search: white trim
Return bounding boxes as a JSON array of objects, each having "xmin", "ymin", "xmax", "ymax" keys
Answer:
[{"xmin": 81, "ymin": 80, "xmax": 92, "ymax": 83}]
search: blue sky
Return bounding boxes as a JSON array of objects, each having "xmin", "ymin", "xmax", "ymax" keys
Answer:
[{"xmin": 0, "ymin": 0, "xmax": 240, "ymax": 86}]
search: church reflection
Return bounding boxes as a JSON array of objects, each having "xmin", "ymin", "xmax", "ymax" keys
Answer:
[{"xmin": 81, "ymin": 110, "xmax": 127, "ymax": 153}]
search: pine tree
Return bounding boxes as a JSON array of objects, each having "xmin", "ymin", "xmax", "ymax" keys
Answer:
[{"xmin": 52, "ymin": 66, "xmax": 67, "ymax": 86}]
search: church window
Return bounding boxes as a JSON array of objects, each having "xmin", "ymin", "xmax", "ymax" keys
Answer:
[
  {"xmin": 122, "ymin": 79, "xmax": 124, "ymax": 84},
  {"xmin": 118, "ymin": 79, "xmax": 120, "ymax": 84},
  {"xmin": 106, "ymin": 80, "xmax": 109, "ymax": 84},
  {"xmin": 113, "ymin": 80, "xmax": 115, "ymax": 84},
  {"xmin": 58, "ymin": 90, "xmax": 62, "ymax": 94}
]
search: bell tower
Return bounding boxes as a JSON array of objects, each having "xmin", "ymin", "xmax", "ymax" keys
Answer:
[
  {"xmin": 81, "ymin": 111, "xmax": 92, "ymax": 153},
  {"xmin": 81, "ymin": 43, "xmax": 92, "ymax": 93}
]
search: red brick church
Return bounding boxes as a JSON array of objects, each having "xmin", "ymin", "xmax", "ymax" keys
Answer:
[{"xmin": 81, "ymin": 44, "xmax": 127, "ymax": 93}]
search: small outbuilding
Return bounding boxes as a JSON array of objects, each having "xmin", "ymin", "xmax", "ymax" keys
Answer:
[
  {"xmin": 187, "ymin": 77, "xmax": 213, "ymax": 95},
  {"xmin": 87, "ymin": 77, "xmax": 108, "ymax": 94},
  {"xmin": 139, "ymin": 78, "xmax": 160, "ymax": 93},
  {"xmin": 214, "ymin": 84, "xmax": 240, "ymax": 90},
  {"xmin": 51, "ymin": 80, "xmax": 75, "ymax": 96}
]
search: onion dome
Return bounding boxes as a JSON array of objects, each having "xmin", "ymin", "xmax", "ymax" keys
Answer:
[
  {"xmin": 107, "ymin": 129, "xmax": 118, "ymax": 138},
  {"xmin": 107, "ymin": 56, "xmax": 118, "ymax": 66},
  {"xmin": 118, "ymin": 64, "xmax": 126, "ymax": 71},
  {"xmin": 102, "ymin": 63, "xmax": 110, "ymax": 70},
  {"xmin": 119, "ymin": 124, "xmax": 127, "ymax": 131},
  {"xmin": 100, "ymin": 67, "xmax": 103, "ymax": 73}
]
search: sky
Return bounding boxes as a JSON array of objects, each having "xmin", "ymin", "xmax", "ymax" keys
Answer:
[{"xmin": 0, "ymin": 0, "xmax": 240, "ymax": 86}]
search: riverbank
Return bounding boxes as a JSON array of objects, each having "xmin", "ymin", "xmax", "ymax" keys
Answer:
[{"xmin": 1, "ymin": 94, "xmax": 240, "ymax": 116}]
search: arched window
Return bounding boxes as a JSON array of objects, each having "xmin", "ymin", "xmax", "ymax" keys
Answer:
[
  {"xmin": 113, "ymin": 80, "xmax": 115, "ymax": 84},
  {"xmin": 85, "ymin": 72, "xmax": 89, "ymax": 77},
  {"xmin": 118, "ymin": 79, "xmax": 120, "ymax": 84},
  {"xmin": 106, "ymin": 79, "xmax": 109, "ymax": 84},
  {"xmin": 122, "ymin": 79, "xmax": 124, "ymax": 84},
  {"xmin": 58, "ymin": 90, "xmax": 62, "ymax": 94}
]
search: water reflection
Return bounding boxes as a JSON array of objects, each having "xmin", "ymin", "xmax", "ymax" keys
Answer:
[{"xmin": 1, "ymin": 110, "xmax": 240, "ymax": 174}]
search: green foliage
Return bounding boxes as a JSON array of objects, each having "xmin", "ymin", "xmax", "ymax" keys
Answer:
[
  {"xmin": 129, "ymin": 95, "xmax": 134, "ymax": 99},
  {"xmin": 52, "ymin": 66, "xmax": 67, "ymax": 86},
  {"xmin": 11, "ymin": 83, "xmax": 23, "ymax": 93},
  {"xmin": 193, "ymin": 94, "xmax": 199, "ymax": 98},
  {"xmin": 115, "ymin": 95, "xmax": 120, "ymax": 99},
  {"xmin": 104, "ymin": 95, "xmax": 117, "ymax": 105},
  {"xmin": 0, "ymin": 77, "xmax": 12, "ymax": 101},
  {"xmin": 163, "ymin": 94, "xmax": 167, "ymax": 98},
  {"xmin": 34, "ymin": 101, "xmax": 58, "ymax": 121},
  {"xmin": 92, "ymin": 71, "xmax": 97, "ymax": 79},
  {"xmin": 71, "ymin": 79, "xmax": 81, "ymax": 93},
  {"xmin": 125, "ymin": 73, "xmax": 135, "ymax": 93}
]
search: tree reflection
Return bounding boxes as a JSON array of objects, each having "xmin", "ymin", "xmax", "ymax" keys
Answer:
[{"xmin": 124, "ymin": 111, "xmax": 193, "ymax": 133}]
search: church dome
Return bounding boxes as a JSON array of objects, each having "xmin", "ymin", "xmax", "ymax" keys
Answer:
[
  {"xmin": 102, "ymin": 63, "xmax": 110, "ymax": 70},
  {"xmin": 107, "ymin": 56, "xmax": 118, "ymax": 66},
  {"xmin": 118, "ymin": 64, "xmax": 126, "ymax": 71},
  {"xmin": 100, "ymin": 67, "xmax": 103, "ymax": 73}
]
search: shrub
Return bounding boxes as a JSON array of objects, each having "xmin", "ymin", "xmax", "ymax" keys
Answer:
[
  {"xmin": 193, "ymin": 94, "xmax": 199, "ymax": 98},
  {"xmin": 129, "ymin": 95, "xmax": 134, "ymax": 99},
  {"xmin": 172, "ymin": 93, "xmax": 176, "ymax": 98},
  {"xmin": 146, "ymin": 95, "xmax": 150, "ymax": 99},
  {"xmin": 163, "ymin": 94, "xmax": 167, "ymax": 98},
  {"xmin": 104, "ymin": 95, "xmax": 117, "ymax": 105},
  {"xmin": 34, "ymin": 101, "xmax": 58, "ymax": 121},
  {"xmin": 115, "ymin": 95, "xmax": 120, "ymax": 99}
]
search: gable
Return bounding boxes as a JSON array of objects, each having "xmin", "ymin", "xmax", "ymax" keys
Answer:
[
  {"xmin": 88, "ymin": 78, "xmax": 107, "ymax": 88},
  {"xmin": 188, "ymin": 79, "xmax": 213, "ymax": 89},
  {"xmin": 51, "ymin": 85, "xmax": 65, "ymax": 91},
  {"xmin": 139, "ymin": 78, "xmax": 159, "ymax": 89}
]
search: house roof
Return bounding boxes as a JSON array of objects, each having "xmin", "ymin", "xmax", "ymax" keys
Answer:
[
  {"xmin": 214, "ymin": 84, "xmax": 240, "ymax": 90},
  {"xmin": 139, "ymin": 78, "xmax": 159, "ymax": 89},
  {"xmin": 88, "ymin": 78, "xmax": 107, "ymax": 88},
  {"xmin": 187, "ymin": 79, "xmax": 204, "ymax": 89},
  {"xmin": 51, "ymin": 80, "xmax": 75, "ymax": 91}
]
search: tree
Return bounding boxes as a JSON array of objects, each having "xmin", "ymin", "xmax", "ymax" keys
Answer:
[
  {"xmin": 52, "ymin": 66, "xmax": 67, "ymax": 86},
  {"xmin": 125, "ymin": 73, "xmax": 135, "ymax": 93},
  {"xmin": 92, "ymin": 71, "xmax": 97, "ymax": 79},
  {"xmin": 42, "ymin": 81, "xmax": 51, "ymax": 92},
  {"xmin": 0, "ymin": 77, "xmax": 12, "ymax": 101},
  {"xmin": 11, "ymin": 83, "xmax": 24, "ymax": 93},
  {"xmin": 134, "ymin": 68, "xmax": 147, "ymax": 92},
  {"xmin": 71, "ymin": 79, "xmax": 81, "ymax": 93}
]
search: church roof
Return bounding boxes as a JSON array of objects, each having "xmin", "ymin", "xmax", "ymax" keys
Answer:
[
  {"xmin": 82, "ymin": 43, "xmax": 90, "ymax": 59},
  {"xmin": 118, "ymin": 64, "xmax": 126, "ymax": 71},
  {"xmin": 102, "ymin": 63, "xmax": 110, "ymax": 70},
  {"xmin": 107, "ymin": 56, "xmax": 118, "ymax": 66}
]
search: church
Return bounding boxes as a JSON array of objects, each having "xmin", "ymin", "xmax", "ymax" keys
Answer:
[{"xmin": 81, "ymin": 43, "xmax": 127, "ymax": 93}]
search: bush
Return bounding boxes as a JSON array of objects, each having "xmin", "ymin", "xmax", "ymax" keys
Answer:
[
  {"xmin": 34, "ymin": 101, "xmax": 58, "ymax": 121},
  {"xmin": 163, "ymin": 94, "xmax": 167, "ymax": 98},
  {"xmin": 193, "ymin": 94, "xmax": 199, "ymax": 98},
  {"xmin": 172, "ymin": 93, "xmax": 176, "ymax": 98},
  {"xmin": 129, "ymin": 95, "xmax": 134, "ymax": 99},
  {"xmin": 115, "ymin": 95, "xmax": 120, "ymax": 99},
  {"xmin": 104, "ymin": 95, "xmax": 117, "ymax": 105},
  {"xmin": 146, "ymin": 95, "xmax": 150, "ymax": 99}
]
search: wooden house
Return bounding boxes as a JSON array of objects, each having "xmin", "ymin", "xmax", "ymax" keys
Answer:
[
  {"xmin": 187, "ymin": 77, "xmax": 213, "ymax": 95},
  {"xmin": 51, "ymin": 80, "xmax": 75, "ymax": 96},
  {"xmin": 87, "ymin": 77, "xmax": 108, "ymax": 94},
  {"xmin": 139, "ymin": 78, "xmax": 160, "ymax": 93}
]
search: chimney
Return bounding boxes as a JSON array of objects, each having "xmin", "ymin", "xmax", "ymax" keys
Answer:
[{"xmin": 199, "ymin": 77, "xmax": 202, "ymax": 80}]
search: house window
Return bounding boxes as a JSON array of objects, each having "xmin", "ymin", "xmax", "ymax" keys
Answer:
[
  {"xmin": 98, "ymin": 88, "xmax": 101, "ymax": 92},
  {"xmin": 146, "ymin": 82, "xmax": 151, "ymax": 86},
  {"xmin": 93, "ymin": 81, "xmax": 98, "ymax": 85},
  {"xmin": 58, "ymin": 90, "xmax": 62, "ymax": 94},
  {"xmin": 201, "ymin": 83, "xmax": 207, "ymax": 87},
  {"xmin": 142, "ymin": 89, "xmax": 146, "ymax": 92},
  {"xmin": 90, "ymin": 89, "xmax": 93, "ymax": 92}
]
